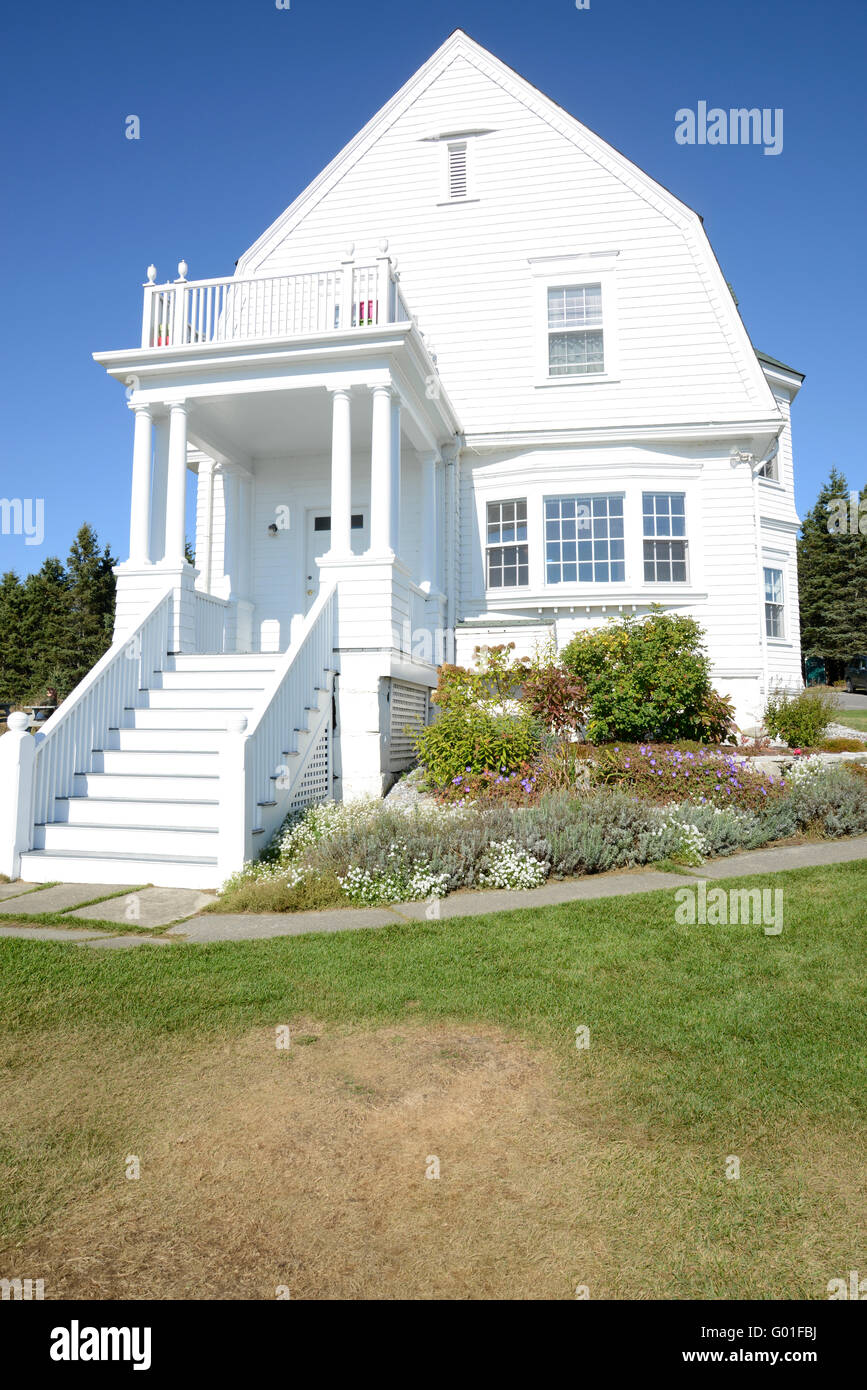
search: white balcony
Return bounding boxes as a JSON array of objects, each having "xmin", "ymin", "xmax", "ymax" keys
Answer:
[{"xmin": 140, "ymin": 252, "xmax": 412, "ymax": 350}]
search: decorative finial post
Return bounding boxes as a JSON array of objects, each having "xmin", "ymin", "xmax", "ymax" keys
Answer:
[
  {"xmin": 146, "ymin": 264, "xmax": 157, "ymax": 284},
  {"xmin": 176, "ymin": 260, "xmax": 188, "ymax": 282}
]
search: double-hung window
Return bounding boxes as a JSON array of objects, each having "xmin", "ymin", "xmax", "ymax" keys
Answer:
[
  {"xmin": 545, "ymin": 494, "xmax": 624, "ymax": 583},
  {"xmin": 547, "ymin": 284, "xmax": 604, "ymax": 377},
  {"xmin": 643, "ymin": 493, "xmax": 688, "ymax": 582},
  {"xmin": 486, "ymin": 499, "xmax": 528, "ymax": 588},
  {"xmin": 764, "ymin": 567, "xmax": 784, "ymax": 638}
]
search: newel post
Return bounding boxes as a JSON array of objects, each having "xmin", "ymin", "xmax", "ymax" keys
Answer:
[
  {"xmin": 217, "ymin": 715, "xmax": 249, "ymax": 881},
  {"xmin": 141, "ymin": 264, "xmax": 158, "ymax": 347},
  {"xmin": 172, "ymin": 260, "xmax": 189, "ymax": 346},
  {"xmin": 0, "ymin": 713, "xmax": 36, "ymax": 880}
]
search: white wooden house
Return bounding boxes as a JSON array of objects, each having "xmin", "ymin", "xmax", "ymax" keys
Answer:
[{"xmin": 0, "ymin": 30, "xmax": 803, "ymax": 889}]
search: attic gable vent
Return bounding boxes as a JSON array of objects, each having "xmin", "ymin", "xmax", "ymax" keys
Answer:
[{"xmin": 447, "ymin": 141, "xmax": 468, "ymax": 200}]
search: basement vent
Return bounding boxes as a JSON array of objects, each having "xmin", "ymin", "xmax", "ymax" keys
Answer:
[
  {"xmin": 389, "ymin": 681, "xmax": 430, "ymax": 771},
  {"xmin": 447, "ymin": 141, "xmax": 468, "ymax": 200}
]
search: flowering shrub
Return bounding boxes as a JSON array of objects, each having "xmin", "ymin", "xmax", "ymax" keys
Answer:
[
  {"xmin": 591, "ymin": 744, "xmax": 783, "ymax": 811},
  {"xmin": 477, "ymin": 838, "xmax": 548, "ymax": 889},
  {"xmin": 338, "ymin": 844, "xmax": 450, "ymax": 905}
]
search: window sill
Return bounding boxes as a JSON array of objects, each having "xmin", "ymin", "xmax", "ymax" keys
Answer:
[
  {"xmin": 535, "ymin": 374, "xmax": 619, "ymax": 388},
  {"xmin": 436, "ymin": 198, "xmax": 481, "ymax": 207}
]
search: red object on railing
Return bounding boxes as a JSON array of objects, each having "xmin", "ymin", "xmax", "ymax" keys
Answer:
[{"xmin": 356, "ymin": 299, "xmax": 374, "ymax": 326}]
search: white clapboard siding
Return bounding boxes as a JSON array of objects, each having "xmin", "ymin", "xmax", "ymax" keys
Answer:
[{"xmin": 240, "ymin": 46, "xmax": 774, "ymax": 438}]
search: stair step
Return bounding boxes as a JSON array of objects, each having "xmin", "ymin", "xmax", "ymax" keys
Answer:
[
  {"xmin": 140, "ymin": 687, "xmax": 267, "ymax": 709},
  {"xmin": 124, "ymin": 708, "xmax": 253, "ymax": 730},
  {"xmin": 54, "ymin": 797, "xmax": 219, "ymax": 830},
  {"xmin": 35, "ymin": 822, "xmax": 217, "ymax": 857},
  {"xmin": 151, "ymin": 669, "xmax": 276, "ymax": 691},
  {"xmin": 19, "ymin": 849, "xmax": 221, "ymax": 890},
  {"xmin": 166, "ymin": 653, "xmax": 279, "ymax": 672},
  {"xmin": 105, "ymin": 728, "xmax": 220, "ymax": 753},
  {"xmin": 93, "ymin": 748, "xmax": 220, "ymax": 775},
  {"xmin": 75, "ymin": 772, "xmax": 218, "ymax": 799}
]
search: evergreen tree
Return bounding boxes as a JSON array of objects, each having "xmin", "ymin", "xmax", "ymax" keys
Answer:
[
  {"xmin": 0, "ymin": 525, "xmax": 117, "ymax": 707},
  {"xmin": 65, "ymin": 525, "xmax": 117, "ymax": 690},
  {"xmin": 797, "ymin": 468, "xmax": 867, "ymax": 680},
  {"xmin": 0, "ymin": 570, "xmax": 31, "ymax": 705}
]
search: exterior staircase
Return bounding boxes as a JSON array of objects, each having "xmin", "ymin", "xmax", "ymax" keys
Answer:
[
  {"xmin": 4, "ymin": 584, "xmax": 337, "ymax": 892},
  {"xmin": 21, "ymin": 654, "xmax": 281, "ymax": 889}
]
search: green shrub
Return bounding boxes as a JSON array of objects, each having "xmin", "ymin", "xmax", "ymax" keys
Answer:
[
  {"xmin": 560, "ymin": 610, "xmax": 735, "ymax": 743},
  {"xmin": 763, "ymin": 685, "xmax": 838, "ymax": 747},
  {"xmin": 414, "ymin": 707, "xmax": 541, "ymax": 785}
]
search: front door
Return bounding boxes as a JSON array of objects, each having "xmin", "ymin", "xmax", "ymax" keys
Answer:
[{"xmin": 304, "ymin": 509, "xmax": 369, "ymax": 611}]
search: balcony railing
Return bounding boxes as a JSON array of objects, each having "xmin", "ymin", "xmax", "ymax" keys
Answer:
[{"xmin": 141, "ymin": 251, "xmax": 411, "ymax": 350}]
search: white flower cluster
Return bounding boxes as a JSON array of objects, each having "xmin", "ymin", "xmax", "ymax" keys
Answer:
[
  {"xmin": 275, "ymin": 798, "xmax": 384, "ymax": 859},
  {"xmin": 651, "ymin": 812, "xmax": 708, "ymax": 866},
  {"xmin": 338, "ymin": 843, "xmax": 450, "ymax": 906},
  {"xmin": 477, "ymin": 838, "xmax": 548, "ymax": 890},
  {"xmin": 785, "ymin": 754, "xmax": 828, "ymax": 785}
]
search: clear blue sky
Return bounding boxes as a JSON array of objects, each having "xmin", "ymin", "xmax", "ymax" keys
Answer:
[{"xmin": 1, "ymin": 0, "xmax": 864, "ymax": 574}]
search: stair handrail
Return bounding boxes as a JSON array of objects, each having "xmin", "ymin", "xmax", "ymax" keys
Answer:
[
  {"xmin": 31, "ymin": 588, "xmax": 173, "ymax": 826},
  {"xmin": 220, "ymin": 583, "xmax": 336, "ymax": 876}
]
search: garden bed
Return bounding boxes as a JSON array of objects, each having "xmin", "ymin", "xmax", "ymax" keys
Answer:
[{"xmin": 214, "ymin": 753, "xmax": 867, "ymax": 914}]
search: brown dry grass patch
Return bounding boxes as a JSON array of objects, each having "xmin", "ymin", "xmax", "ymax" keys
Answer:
[{"xmin": 1, "ymin": 1022, "xmax": 862, "ymax": 1300}]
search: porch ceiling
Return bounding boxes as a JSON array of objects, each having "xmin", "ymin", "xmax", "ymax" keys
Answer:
[{"xmin": 185, "ymin": 384, "xmax": 420, "ymax": 464}]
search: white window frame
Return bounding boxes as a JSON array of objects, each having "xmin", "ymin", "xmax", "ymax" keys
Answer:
[
  {"xmin": 530, "ymin": 254, "xmax": 620, "ymax": 386},
  {"xmin": 757, "ymin": 455, "xmax": 781, "ymax": 483},
  {"xmin": 764, "ymin": 565, "xmax": 785, "ymax": 640},
  {"xmin": 642, "ymin": 492, "xmax": 689, "ymax": 584},
  {"xmin": 543, "ymin": 492, "xmax": 626, "ymax": 585},
  {"xmin": 485, "ymin": 497, "xmax": 529, "ymax": 590}
]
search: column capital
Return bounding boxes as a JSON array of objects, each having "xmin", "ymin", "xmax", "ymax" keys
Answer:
[
  {"xmin": 441, "ymin": 439, "xmax": 461, "ymax": 466},
  {"xmin": 369, "ymin": 381, "xmax": 398, "ymax": 400},
  {"xmin": 327, "ymin": 384, "xmax": 353, "ymax": 399},
  {"xmin": 129, "ymin": 400, "xmax": 152, "ymax": 416}
]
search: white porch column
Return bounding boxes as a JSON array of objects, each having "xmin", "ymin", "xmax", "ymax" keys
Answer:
[
  {"xmin": 419, "ymin": 450, "xmax": 438, "ymax": 591},
  {"xmin": 369, "ymin": 384, "xmax": 398, "ymax": 557},
  {"xmin": 390, "ymin": 395, "xmax": 402, "ymax": 555},
  {"xmin": 221, "ymin": 467, "xmax": 240, "ymax": 592},
  {"xmin": 164, "ymin": 402, "xmax": 189, "ymax": 566},
  {"xmin": 328, "ymin": 387, "xmax": 352, "ymax": 557},
  {"xmin": 194, "ymin": 457, "xmax": 216, "ymax": 591},
  {"xmin": 128, "ymin": 404, "xmax": 153, "ymax": 565}
]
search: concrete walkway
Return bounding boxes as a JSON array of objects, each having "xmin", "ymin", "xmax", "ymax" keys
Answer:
[{"xmin": 1, "ymin": 833, "xmax": 865, "ymax": 947}]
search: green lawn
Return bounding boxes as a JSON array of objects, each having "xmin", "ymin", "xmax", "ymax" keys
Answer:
[
  {"xmin": 1, "ymin": 859, "xmax": 864, "ymax": 1299},
  {"xmin": 835, "ymin": 707, "xmax": 867, "ymax": 733}
]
